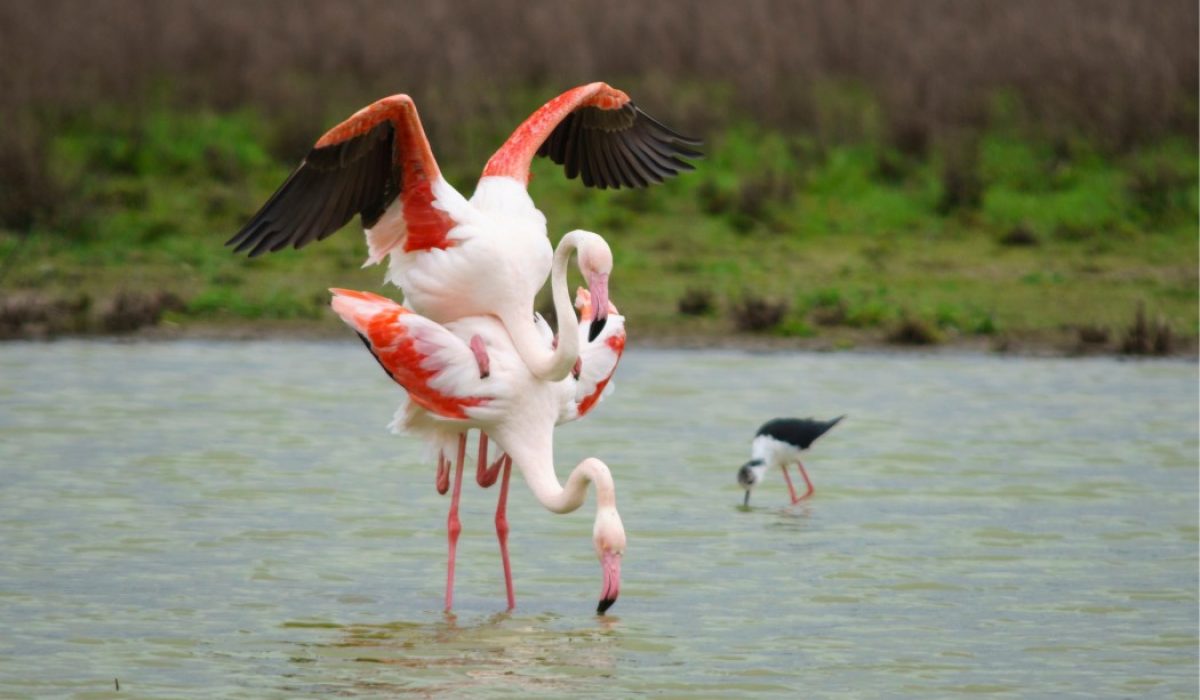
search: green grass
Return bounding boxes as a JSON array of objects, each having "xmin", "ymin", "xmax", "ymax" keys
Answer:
[{"xmin": 2, "ymin": 102, "xmax": 1196, "ymax": 350}]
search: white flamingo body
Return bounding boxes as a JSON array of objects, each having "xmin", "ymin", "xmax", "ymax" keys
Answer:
[{"xmin": 374, "ymin": 177, "xmax": 551, "ymax": 329}]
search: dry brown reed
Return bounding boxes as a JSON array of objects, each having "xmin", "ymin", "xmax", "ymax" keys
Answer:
[
  {"xmin": 0, "ymin": 0, "xmax": 1195, "ymax": 226},
  {"xmin": 4, "ymin": 0, "xmax": 1194, "ymax": 135}
]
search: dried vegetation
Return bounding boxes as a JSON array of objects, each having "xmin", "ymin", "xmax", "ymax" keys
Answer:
[{"xmin": 0, "ymin": 0, "xmax": 1196, "ymax": 230}]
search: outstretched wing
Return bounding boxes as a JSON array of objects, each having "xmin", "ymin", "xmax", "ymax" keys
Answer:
[
  {"xmin": 228, "ymin": 95, "xmax": 457, "ymax": 259},
  {"xmin": 483, "ymin": 82, "xmax": 702, "ymax": 189},
  {"xmin": 329, "ymin": 288, "xmax": 489, "ymax": 420},
  {"xmin": 537, "ymin": 101, "xmax": 702, "ymax": 189},
  {"xmin": 571, "ymin": 287, "xmax": 627, "ymax": 420}
]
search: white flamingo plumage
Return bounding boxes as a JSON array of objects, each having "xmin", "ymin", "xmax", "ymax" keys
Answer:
[
  {"xmin": 330, "ymin": 231, "xmax": 628, "ymax": 613},
  {"xmin": 229, "ymin": 82, "xmax": 697, "ymax": 380}
]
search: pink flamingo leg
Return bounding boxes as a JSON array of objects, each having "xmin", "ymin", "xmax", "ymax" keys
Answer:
[
  {"xmin": 444, "ymin": 434, "xmax": 466, "ymax": 611},
  {"xmin": 795, "ymin": 460, "xmax": 815, "ymax": 500},
  {"xmin": 475, "ymin": 433, "xmax": 507, "ymax": 488},
  {"xmin": 780, "ymin": 464, "xmax": 801, "ymax": 504},
  {"xmin": 436, "ymin": 450, "xmax": 449, "ymax": 495},
  {"xmin": 494, "ymin": 454, "xmax": 515, "ymax": 610}
]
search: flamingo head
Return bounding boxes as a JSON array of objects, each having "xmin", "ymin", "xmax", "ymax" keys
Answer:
[
  {"xmin": 593, "ymin": 506, "xmax": 626, "ymax": 615},
  {"xmin": 573, "ymin": 231, "xmax": 613, "ymax": 342},
  {"xmin": 737, "ymin": 459, "xmax": 767, "ymax": 507}
]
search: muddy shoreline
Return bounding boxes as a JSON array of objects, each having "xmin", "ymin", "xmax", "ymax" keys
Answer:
[
  {"xmin": 4, "ymin": 316, "xmax": 1195, "ymax": 360},
  {"xmin": 3, "ymin": 289, "xmax": 1194, "ymax": 358}
]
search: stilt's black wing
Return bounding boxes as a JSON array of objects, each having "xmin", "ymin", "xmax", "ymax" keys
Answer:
[{"xmin": 756, "ymin": 416, "xmax": 845, "ymax": 449}]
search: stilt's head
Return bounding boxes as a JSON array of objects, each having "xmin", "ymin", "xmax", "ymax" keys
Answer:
[
  {"xmin": 569, "ymin": 230, "xmax": 613, "ymax": 342},
  {"xmin": 737, "ymin": 459, "xmax": 767, "ymax": 506},
  {"xmin": 593, "ymin": 506, "xmax": 625, "ymax": 614}
]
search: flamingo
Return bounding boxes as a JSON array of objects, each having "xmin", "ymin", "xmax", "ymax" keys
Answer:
[
  {"xmin": 443, "ymin": 283, "xmax": 624, "ymax": 609},
  {"xmin": 330, "ymin": 231, "xmax": 628, "ymax": 614},
  {"xmin": 228, "ymin": 82, "xmax": 698, "ymax": 380},
  {"xmin": 415, "ymin": 285, "xmax": 626, "ymax": 612},
  {"xmin": 737, "ymin": 416, "xmax": 845, "ymax": 506}
]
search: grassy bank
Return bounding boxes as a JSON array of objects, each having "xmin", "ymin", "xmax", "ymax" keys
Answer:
[{"xmin": 0, "ymin": 101, "xmax": 1195, "ymax": 354}]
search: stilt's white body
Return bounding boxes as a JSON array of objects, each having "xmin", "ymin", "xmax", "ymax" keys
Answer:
[
  {"xmin": 740, "ymin": 436, "xmax": 792, "ymax": 496},
  {"xmin": 749, "ymin": 435, "xmax": 804, "ymax": 475}
]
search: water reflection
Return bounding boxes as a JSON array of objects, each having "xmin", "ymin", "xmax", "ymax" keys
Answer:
[{"xmin": 281, "ymin": 612, "xmax": 620, "ymax": 696}]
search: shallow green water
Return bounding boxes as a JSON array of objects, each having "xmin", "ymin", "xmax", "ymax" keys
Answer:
[{"xmin": 1, "ymin": 341, "xmax": 1196, "ymax": 698}]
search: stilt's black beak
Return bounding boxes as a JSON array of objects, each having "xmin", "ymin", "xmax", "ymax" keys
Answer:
[
  {"xmin": 743, "ymin": 490, "xmax": 751, "ymax": 507},
  {"xmin": 588, "ymin": 317, "xmax": 607, "ymax": 342}
]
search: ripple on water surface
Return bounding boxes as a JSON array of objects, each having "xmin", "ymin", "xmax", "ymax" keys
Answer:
[{"xmin": 0, "ymin": 343, "xmax": 1195, "ymax": 698}]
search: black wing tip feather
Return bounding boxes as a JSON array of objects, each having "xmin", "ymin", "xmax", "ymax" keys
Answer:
[
  {"xmin": 536, "ymin": 102, "xmax": 703, "ymax": 190},
  {"xmin": 631, "ymin": 103, "xmax": 704, "ymax": 147},
  {"xmin": 356, "ymin": 331, "xmax": 400, "ymax": 385},
  {"xmin": 226, "ymin": 122, "xmax": 398, "ymax": 257}
]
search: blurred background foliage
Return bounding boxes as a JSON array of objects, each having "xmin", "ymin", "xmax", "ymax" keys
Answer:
[{"xmin": 0, "ymin": 0, "xmax": 1195, "ymax": 351}]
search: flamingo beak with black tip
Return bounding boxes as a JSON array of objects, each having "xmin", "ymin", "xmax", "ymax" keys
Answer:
[
  {"xmin": 597, "ymin": 550, "xmax": 621, "ymax": 614},
  {"xmin": 594, "ymin": 505, "xmax": 625, "ymax": 615},
  {"xmin": 587, "ymin": 272, "xmax": 609, "ymax": 342}
]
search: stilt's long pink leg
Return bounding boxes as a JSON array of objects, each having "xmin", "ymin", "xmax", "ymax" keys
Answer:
[
  {"xmin": 781, "ymin": 464, "xmax": 801, "ymax": 504},
  {"xmin": 795, "ymin": 460, "xmax": 815, "ymax": 500},
  {"xmin": 494, "ymin": 454, "xmax": 515, "ymax": 610},
  {"xmin": 436, "ymin": 451, "xmax": 449, "ymax": 495},
  {"xmin": 444, "ymin": 434, "xmax": 466, "ymax": 612},
  {"xmin": 475, "ymin": 432, "xmax": 506, "ymax": 488}
]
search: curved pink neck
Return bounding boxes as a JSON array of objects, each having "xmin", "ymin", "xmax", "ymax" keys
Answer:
[
  {"xmin": 492, "ymin": 414, "xmax": 616, "ymax": 516},
  {"xmin": 481, "ymin": 82, "xmax": 629, "ymax": 186},
  {"xmin": 499, "ymin": 229, "xmax": 587, "ymax": 382}
]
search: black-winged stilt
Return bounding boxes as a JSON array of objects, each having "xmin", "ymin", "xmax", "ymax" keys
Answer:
[{"xmin": 737, "ymin": 416, "xmax": 845, "ymax": 506}]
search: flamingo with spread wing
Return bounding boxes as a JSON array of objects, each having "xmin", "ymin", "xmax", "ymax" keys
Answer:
[{"xmin": 230, "ymin": 82, "xmax": 697, "ymax": 380}]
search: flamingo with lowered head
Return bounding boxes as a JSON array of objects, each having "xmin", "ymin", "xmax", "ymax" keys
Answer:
[
  {"xmin": 229, "ymin": 82, "xmax": 698, "ymax": 381},
  {"xmin": 416, "ymin": 285, "xmax": 626, "ymax": 613},
  {"xmin": 331, "ymin": 231, "xmax": 628, "ymax": 614}
]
